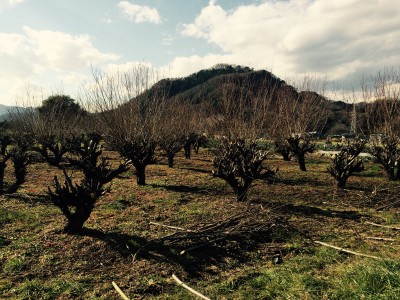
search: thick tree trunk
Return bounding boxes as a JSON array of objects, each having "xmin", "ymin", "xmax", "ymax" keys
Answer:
[
  {"xmin": 135, "ymin": 164, "xmax": 147, "ymax": 185},
  {"xmin": 64, "ymin": 209, "xmax": 92, "ymax": 234},
  {"xmin": 194, "ymin": 143, "xmax": 200, "ymax": 154},
  {"xmin": 14, "ymin": 164, "xmax": 26, "ymax": 185},
  {"xmin": 0, "ymin": 163, "xmax": 5, "ymax": 190},
  {"xmin": 336, "ymin": 177, "xmax": 347, "ymax": 189},
  {"xmin": 236, "ymin": 184, "xmax": 251, "ymax": 202},
  {"xmin": 51, "ymin": 152, "xmax": 64, "ymax": 167},
  {"xmin": 297, "ymin": 153, "xmax": 307, "ymax": 171},
  {"xmin": 167, "ymin": 154, "xmax": 174, "ymax": 168},
  {"xmin": 281, "ymin": 151, "xmax": 291, "ymax": 161},
  {"xmin": 385, "ymin": 165, "xmax": 396, "ymax": 181},
  {"xmin": 184, "ymin": 143, "xmax": 191, "ymax": 159},
  {"xmin": 232, "ymin": 180, "xmax": 252, "ymax": 202}
]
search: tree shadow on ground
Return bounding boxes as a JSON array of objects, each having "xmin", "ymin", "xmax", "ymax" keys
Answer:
[
  {"xmin": 274, "ymin": 203, "xmax": 363, "ymax": 220},
  {"xmin": 80, "ymin": 226, "xmax": 287, "ymax": 278},
  {"xmin": 149, "ymin": 183, "xmax": 214, "ymax": 195},
  {"xmin": 5, "ymin": 192, "xmax": 51, "ymax": 205},
  {"xmin": 275, "ymin": 177, "xmax": 328, "ymax": 187},
  {"xmin": 178, "ymin": 166, "xmax": 211, "ymax": 174}
]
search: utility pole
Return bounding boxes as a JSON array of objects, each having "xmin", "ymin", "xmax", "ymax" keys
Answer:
[{"xmin": 350, "ymin": 102, "xmax": 357, "ymax": 135}]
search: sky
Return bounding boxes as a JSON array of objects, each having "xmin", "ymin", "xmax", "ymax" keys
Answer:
[{"xmin": 1, "ymin": 0, "xmax": 400, "ymax": 106}]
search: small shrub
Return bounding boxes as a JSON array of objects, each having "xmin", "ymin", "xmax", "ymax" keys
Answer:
[
  {"xmin": 0, "ymin": 135, "xmax": 12, "ymax": 191},
  {"xmin": 115, "ymin": 138, "xmax": 156, "ymax": 186},
  {"xmin": 287, "ymin": 135, "xmax": 316, "ymax": 171},
  {"xmin": 369, "ymin": 136, "xmax": 400, "ymax": 180},
  {"xmin": 9, "ymin": 135, "xmax": 33, "ymax": 191},
  {"xmin": 212, "ymin": 138, "xmax": 277, "ymax": 202},
  {"xmin": 327, "ymin": 140, "xmax": 365, "ymax": 188},
  {"xmin": 48, "ymin": 134, "xmax": 129, "ymax": 234},
  {"xmin": 159, "ymin": 135, "xmax": 186, "ymax": 168}
]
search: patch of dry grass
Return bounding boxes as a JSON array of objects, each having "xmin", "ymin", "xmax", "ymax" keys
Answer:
[{"xmin": 1, "ymin": 149, "xmax": 400, "ymax": 299}]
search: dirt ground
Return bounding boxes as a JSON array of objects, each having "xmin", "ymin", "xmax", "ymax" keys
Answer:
[{"xmin": 1, "ymin": 149, "xmax": 400, "ymax": 299}]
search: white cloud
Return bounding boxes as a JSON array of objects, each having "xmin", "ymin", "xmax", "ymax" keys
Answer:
[
  {"xmin": 0, "ymin": 27, "xmax": 120, "ymax": 105},
  {"xmin": 118, "ymin": 1, "xmax": 161, "ymax": 24},
  {"xmin": 8, "ymin": 0, "xmax": 24, "ymax": 5},
  {"xmin": 22, "ymin": 26, "xmax": 119, "ymax": 72},
  {"xmin": 161, "ymin": 54, "xmax": 238, "ymax": 78},
  {"xmin": 0, "ymin": 0, "xmax": 25, "ymax": 11},
  {"xmin": 161, "ymin": 33, "xmax": 174, "ymax": 46},
  {"xmin": 102, "ymin": 13, "xmax": 112, "ymax": 24},
  {"xmin": 178, "ymin": 0, "xmax": 400, "ymax": 93}
]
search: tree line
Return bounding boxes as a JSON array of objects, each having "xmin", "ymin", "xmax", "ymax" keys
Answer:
[{"xmin": 1, "ymin": 65, "xmax": 400, "ymax": 234}]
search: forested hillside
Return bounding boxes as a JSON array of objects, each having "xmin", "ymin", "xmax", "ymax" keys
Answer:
[{"xmin": 141, "ymin": 64, "xmax": 361, "ymax": 136}]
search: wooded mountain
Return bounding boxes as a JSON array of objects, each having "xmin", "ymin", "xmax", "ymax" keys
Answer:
[
  {"xmin": 144, "ymin": 64, "xmax": 358, "ymax": 136},
  {"xmin": 0, "ymin": 65, "xmax": 363, "ymax": 136}
]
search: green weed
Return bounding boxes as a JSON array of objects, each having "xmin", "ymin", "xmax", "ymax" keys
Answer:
[{"xmin": 3, "ymin": 255, "xmax": 26, "ymax": 274}]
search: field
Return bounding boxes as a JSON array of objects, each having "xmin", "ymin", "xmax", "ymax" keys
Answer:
[{"xmin": 2, "ymin": 148, "xmax": 400, "ymax": 299}]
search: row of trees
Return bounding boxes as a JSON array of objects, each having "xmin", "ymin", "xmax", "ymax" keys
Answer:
[{"xmin": 3, "ymin": 65, "xmax": 400, "ymax": 233}]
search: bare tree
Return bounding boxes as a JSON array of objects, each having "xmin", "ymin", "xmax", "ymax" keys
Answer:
[
  {"xmin": 212, "ymin": 139, "xmax": 276, "ymax": 202},
  {"xmin": 9, "ymin": 134, "xmax": 34, "ymax": 191},
  {"xmin": 9, "ymin": 93, "xmax": 86, "ymax": 167},
  {"xmin": 327, "ymin": 140, "xmax": 365, "ymax": 188},
  {"xmin": 363, "ymin": 68, "xmax": 400, "ymax": 180},
  {"xmin": 158, "ymin": 99, "xmax": 192, "ymax": 167},
  {"xmin": 182, "ymin": 103, "xmax": 210, "ymax": 159},
  {"xmin": 211, "ymin": 74, "xmax": 278, "ymax": 201},
  {"xmin": 83, "ymin": 65, "xmax": 166, "ymax": 185},
  {"xmin": 0, "ymin": 135, "xmax": 12, "ymax": 191},
  {"xmin": 272, "ymin": 76, "xmax": 328, "ymax": 171},
  {"xmin": 48, "ymin": 134, "xmax": 129, "ymax": 234}
]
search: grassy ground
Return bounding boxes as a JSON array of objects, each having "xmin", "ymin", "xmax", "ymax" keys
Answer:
[{"xmin": 1, "ymin": 149, "xmax": 400, "ymax": 299}]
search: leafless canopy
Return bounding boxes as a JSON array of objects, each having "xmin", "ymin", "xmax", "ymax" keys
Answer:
[
  {"xmin": 362, "ymin": 68, "xmax": 400, "ymax": 137},
  {"xmin": 82, "ymin": 64, "xmax": 167, "ymax": 185}
]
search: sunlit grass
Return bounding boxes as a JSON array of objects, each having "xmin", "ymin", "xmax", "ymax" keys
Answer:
[{"xmin": 1, "ymin": 151, "xmax": 400, "ymax": 299}]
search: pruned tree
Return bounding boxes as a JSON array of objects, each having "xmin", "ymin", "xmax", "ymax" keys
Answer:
[
  {"xmin": 116, "ymin": 138, "xmax": 157, "ymax": 185},
  {"xmin": 9, "ymin": 93, "xmax": 86, "ymax": 167},
  {"xmin": 363, "ymin": 68, "xmax": 400, "ymax": 180},
  {"xmin": 212, "ymin": 139, "xmax": 276, "ymax": 202},
  {"xmin": 274, "ymin": 139, "xmax": 292, "ymax": 161},
  {"xmin": 211, "ymin": 74, "xmax": 278, "ymax": 201},
  {"xmin": 0, "ymin": 135, "xmax": 12, "ymax": 191},
  {"xmin": 286, "ymin": 135, "xmax": 316, "ymax": 171},
  {"xmin": 158, "ymin": 99, "xmax": 192, "ymax": 167},
  {"xmin": 9, "ymin": 135, "xmax": 33, "ymax": 191},
  {"xmin": 369, "ymin": 136, "xmax": 400, "ymax": 180},
  {"xmin": 48, "ymin": 134, "xmax": 129, "ymax": 234},
  {"xmin": 272, "ymin": 76, "xmax": 328, "ymax": 171},
  {"xmin": 83, "ymin": 64, "xmax": 166, "ymax": 185},
  {"xmin": 327, "ymin": 140, "xmax": 365, "ymax": 188}
]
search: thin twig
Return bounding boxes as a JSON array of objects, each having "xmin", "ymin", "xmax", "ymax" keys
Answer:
[
  {"xmin": 365, "ymin": 236, "xmax": 395, "ymax": 242},
  {"xmin": 366, "ymin": 221, "xmax": 400, "ymax": 230},
  {"xmin": 149, "ymin": 221, "xmax": 196, "ymax": 232},
  {"xmin": 112, "ymin": 281, "xmax": 130, "ymax": 300},
  {"xmin": 180, "ymin": 237, "xmax": 226, "ymax": 255},
  {"xmin": 377, "ymin": 198, "xmax": 400, "ymax": 211},
  {"xmin": 172, "ymin": 274, "xmax": 211, "ymax": 300},
  {"xmin": 314, "ymin": 240, "xmax": 382, "ymax": 260}
]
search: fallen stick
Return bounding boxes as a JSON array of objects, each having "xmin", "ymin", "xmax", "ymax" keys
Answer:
[
  {"xmin": 172, "ymin": 274, "xmax": 211, "ymax": 300},
  {"xmin": 314, "ymin": 241, "xmax": 382, "ymax": 260},
  {"xmin": 112, "ymin": 281, "xmax": 130, "ymax": 300},
  {"xmin": 180, "ymin": 237, "xmax": 226, "ymax": 255},
  {"xmin": 377, "ymin": 197, "xmax": 400, "ymax": 211},
  {"xmin": 150, "ymin": 221, "xmax": 197, "ymax": 232},
  {"xmin": 365, "ymin": 236, "xmax": 395, "ymax": 242},
  {"xmin": 365, "ymin": 221, "xmax": 400, "ymax": 230}
]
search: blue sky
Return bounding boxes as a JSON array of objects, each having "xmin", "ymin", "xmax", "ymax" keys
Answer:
[{"xmin": 1, "ymin": 0, "xmax": 399, "ymax": 105}]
